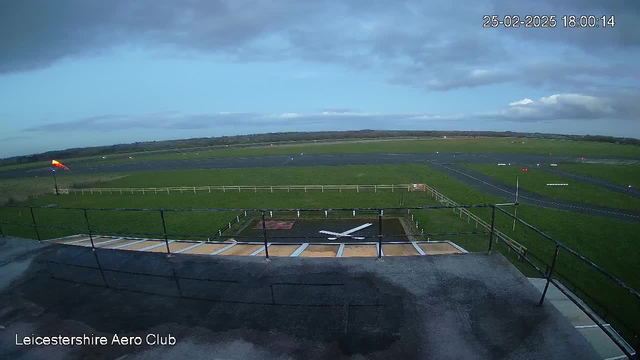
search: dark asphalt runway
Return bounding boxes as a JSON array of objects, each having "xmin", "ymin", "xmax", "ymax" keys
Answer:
[
  {"xmin": 428, "ymin": 162, "xmax": 640, "ymax": 223},
  {"xmin": 3, "ymin": 152, "xmax": 639, "ymax": 222}
]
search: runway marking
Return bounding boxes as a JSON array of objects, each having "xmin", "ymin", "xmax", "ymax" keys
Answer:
[{"xmin": 436, "ymin": 164, "xmax": 640, "ymax": 219}]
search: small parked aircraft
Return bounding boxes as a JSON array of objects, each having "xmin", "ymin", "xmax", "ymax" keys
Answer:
[{"xmin": 319, "ymin": 223, "xmax": 372, "ymax": 240}]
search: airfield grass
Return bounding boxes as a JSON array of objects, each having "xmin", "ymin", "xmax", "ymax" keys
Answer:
[
  {"xmin": 557, "ymin": 163, "xmax": 640, "ymax": 188},
  {"xmin": 1, "ymin": 164, "xmax": 639, "ymax": 342},
  {"xmin": 5, "ymin": 137, "xmax": 640, "ymax": 173},
  {"xmin": 461, "ymin": 163, "xmax": 640, "ymax": 212}
]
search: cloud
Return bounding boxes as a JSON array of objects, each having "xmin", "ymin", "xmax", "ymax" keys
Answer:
[
  {"xmin": 1, "ymin": 0, "xmax": 638, "ymax": 95},
  {"xmin": 22, "ymin": 91, "xmax": 632, "ymax": 136}
]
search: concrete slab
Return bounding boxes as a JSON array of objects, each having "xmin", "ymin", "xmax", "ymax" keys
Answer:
[
  {"xmin": 180, "ymin": 242, "xmax": 229, "ymax": 254},
  {"xmin": 383, "ymin": 244, "xmax": 419, "ymax": 256},
  {"xmin": 418, "ymin": 242, "xmax": 463, "ymax": 255},
  {"xmin": 264, "ymin": 244, "xmax": 299, "ymax": 257},
  {"xmin": 217, "ymin": 244, "xmax": 263, "ymax": 256},
  {"xmin": 118, "ymin": 240, "xmax": 163, "ymax": 251},
  {"xmin": 300, "ymin": 244, "xmax": 339, "ymax": 257},
  {"xmin": 342, "ymin": 245, "xmax": 378, "ymax": 257}
]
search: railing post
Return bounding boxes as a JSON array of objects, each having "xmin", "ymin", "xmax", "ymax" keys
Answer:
[
  {"xmin": 29, "ymin": 207, "xmax": 41, "ymax": 242},
  {"xmin": 488, "ymin": 206, "xmax": 496, "ymax": 253},
  {"xmin": 261, "ymin": 211, "xmax": 270, "ymax": 259},
  {"xmin": 160, "ymin": 210, "xmax": 171, "ymax": 254},
  {"xmin": 83, "ymin": 209, "xmax": 95, "ymax": 249},
  {"xmin": 377, "ymin": 209, "xmax": 383, "ymax": 259},
  {"xmin": 539, "ymin": 245, "xmax": 560, "ymax": 306}
]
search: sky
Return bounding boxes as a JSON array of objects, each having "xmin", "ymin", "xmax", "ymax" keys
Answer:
[{"xmin": 0, "ymin": 0, "xmax": 639, "ymax": 158}]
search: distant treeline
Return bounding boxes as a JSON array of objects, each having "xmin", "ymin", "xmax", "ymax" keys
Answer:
[{"xmin": 2, "ymin": 130, "xmax": 639, "ymax": 166}]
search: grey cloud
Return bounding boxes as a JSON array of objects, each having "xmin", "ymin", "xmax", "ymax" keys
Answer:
[{"xmin": 1, "ymin": 0, "xmax": 639, "ymax": 95}]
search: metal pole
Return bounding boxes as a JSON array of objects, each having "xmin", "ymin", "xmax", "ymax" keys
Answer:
[
  {"xmin": 160, "ymin": 210, "xmax": 171, "ymax": 254},
  {"xmin": 377, "ymin": 209, "xmax": 383, "ymax": 259},
  {"xmin": 29, "ymin": 207, "xmax": 41, "ymax": 242},
  {"xmin": 52, "ymin": 168, "xmax": 59, "ymax": 195},
  {"xmin": 83, "ymin": 209, "xmax": 95, "ymax": 249},
  {"xmin": 539, "ymin": 245, "xmax": 560, "ymax": 306},
  {"xmin": 488, "ymin": 206, "xmax": 496, "ymax": 253},
  {"xmin": 261, "ymin": 211, "xmax": 270, "ymax": 259},
  {"xmin": 512, "ymin": 175, "xmax": 519, "ymax": 231},
  {"xmin": 0, "ymin": 222, "xmax": 4, "ymax": 237}
]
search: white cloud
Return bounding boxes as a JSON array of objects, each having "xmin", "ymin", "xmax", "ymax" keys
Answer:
[{"xmin": 509, "ymin": 98, "xmax": 534, "ymax": 106}]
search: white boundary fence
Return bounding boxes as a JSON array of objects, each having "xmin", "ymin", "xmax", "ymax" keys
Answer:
[
  {"xmin": 57, "ymin": 184, "xmax": 426, "ymax": 195},
  {"xmin": 423, "ymin": 184, "xmax": 527, "ymax": 257}
]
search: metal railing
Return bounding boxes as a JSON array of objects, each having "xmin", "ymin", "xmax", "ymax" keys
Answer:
[
  {"xmin": 56, "ymin": 184, "xmax": 426, "ymax": 195},
  {"xmin": 0, "ymin": 201, "xmax": 637, "ymax": 357}
]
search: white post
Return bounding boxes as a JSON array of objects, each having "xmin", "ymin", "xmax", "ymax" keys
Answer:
[
  {"xmin": 90, "ymin": 189, "xmax": 93, "ymax": 194},
  {"xmin": 142, "ymin": 189, "xmax": 145, "ymax": 194},
  {"xmin": 81, "ymin": 189, "xmax": 84, "ymax": 194},
  {"xmin": 167, "ymin": 188, "xmax": 169, "ymax": 195},
  {"xmin": 352, "ymin": 210, "xmax": 356, "ymax": 217},
  {"xmin": 270, "ymin": 186, "xmax": 273, "ymax": 193},
  {"xmin": 238, "ymin": 186, "xmax": 241, "ymax": 193},
  {"xmin": 193, "ymin": 187, "xmax": 196, "ymax": 194},
  {"xmin": 270, "ymin": 211, "xmax": 273, "ymax": 218},
  {"xmin": 297, "ymin": 210, "xmax": 300, "ymax": 217},
  {"xmin": 407, "ymin": 184, "xmax": 410, "ymax": 192},
  {"xmin": 391, "ymin": 184, "xmax": 394, "ymax": 192},
  {"xmin": 228, "ymin": 222, "xmax": 232, "ymax": 229},
  {"xmin": 322, "ymin": 185, "xmax": 324, "ymax": 193},
  {"xmin": 99, "ymin": 189, "xmax": 102, "ymax": 194},
  {"xmin": 305, "ymin": 186, "xmax": 307, "ymax": 193},
  {"xmin": 219, "ymin": 230, "xmax": 222, "ymax": 236},
  {"xmin": 208, "ymin": 186, "xmax": 211, "ymax": 193},
  {"xmin": 375, "ymin": 185, "xmax": 377, "ymax": 193},
  {"xmin": 237, "ymin": 216, "xmax": 240, "ymax": 223},
  {"xmin": 288, "ymin": 186, "xmax": 290, "ymax": 193},
  {"xmin": 154, "ymin": 189, "xmax": 157, "ymax": 194},
  {"xmin": 180, "ymin": 188, "xmax": 183, "ymax": 194},
  {"xmin": 131, "ymin": 189, "xmax": 134, "ymax": 194},
  {"xmin": 120, "ymin": 189, "xmax": 123, "ymax": 194},
  {"xmin": 223, "ymin": 186, "xmax": 226, "ymax": 193},
  {"xmin": 357, "ymin": 185, "xmax": 359, "ymax": 193},
  {"xmin": 325, "ymin": 210, "xmax": 328, "ymax": 218},
  {"xmin": 244, "ymin": 211, "xmax": 247, "ymax": 216},
  {"xmin": 254, "ymin": 186, "xmax": 257, "ymax": 193}
]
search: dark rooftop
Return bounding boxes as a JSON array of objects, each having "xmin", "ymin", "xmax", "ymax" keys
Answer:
[{"xmin": 0, "ymin": 237, "xmax": 598, "ymax": 360}]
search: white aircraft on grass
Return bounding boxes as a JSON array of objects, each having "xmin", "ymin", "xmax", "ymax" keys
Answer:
[{"xmin": 319, "ymin": 223, "xmax": 372, "ymax": 240}]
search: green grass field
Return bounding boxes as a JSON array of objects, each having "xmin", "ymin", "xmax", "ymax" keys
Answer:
[
  {"xmin": 557, "ymin": 163, "xmax": 640, "ymax": 188},
  {"xmin": 461, "ymin": 163, "xmax": 640, "ymax": 212},
  {"xmin": 4, "ymin": 137, "xmax": 640, "ymax": 172},
  {"xmin": 1, "ymin": 164, "xmax": 639, "ymax": 342}
]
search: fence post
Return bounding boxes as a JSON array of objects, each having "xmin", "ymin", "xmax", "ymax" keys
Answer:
[
  {"xmin": 539, "ymin": 245, "xmax": 560, "ymax": 306},
  {"xmin": 223, "ymin": 186, "xmax": 226, "ymax": 193},
  {"xmin": 377, "ymin": 209, "xmax": 383, "ymax": 259},
  {"xmin": 271, "ymin": 186, "xmax": 273, "ymax": 193},
  {"xmin": 391, "ymin": 184, "xmax": 393, "ymax": 192},
  {"xmin": 261, "ymin": 211, "xmax": 270, "ymax": 259},
  {"xmin": 160, "ymin": 210, "xmax": 171, "ymax": 254},
  {"xmin": 82, "ymin": 209, "xmax": 96, "ymax": 248},
  {"xmin": 208, "ymin": 186, "xmax": 211, "ymax": 193},
  {"xmin": 29, "ymin": 207, "xmax": 41, "ymax": 242},
  {"xmin": 0, "ymin": 221, "xmax": 4, "ymax": 237},
  {"xmin": 374, "ymin": 185, "xmax": 377, "ymax": 193},
  {"xmin": 488, "ymin": 206, "xmax": 496, "ymax": 253}
]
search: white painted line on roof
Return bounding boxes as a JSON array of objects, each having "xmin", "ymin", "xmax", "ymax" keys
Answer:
[
  {"xmin": 111, "ymin": 239, "xmax": 147, "ymax": 249},
  {"xmin": 175, "ymin": 242, "xmax": 204, "ymax": 254},
  {"xmin": 290, "ymin": 243, "xmax": 309, "ymax": 257},
  {"xmin": 574, "ymin": 324, "xmax": 610, "ymax": 329},
  {"xmin": 446, "ymin": 240, "xmax": 469, "ymax": 254},
  {"xmin": 62, "ymin": 237, "xmax": 95, "ymax": 245},
  {"xmin": 250, "ymin": 244, "xmax": 270, "ymax": 256},
  {"xmin": 604, "ymin": 355, "xmax": 630, "ymax": 360},
  {"xmin": 93, "ymin": 238, "xmax": 125, "ymax": 247},
  {"xmin": 139, "ymin": 241, "xmax": 174, "ymax": 251},
  {"xmin": 210, "ymin": 243, "xmax": 237, "ymax": 255},
  {"xmin": 45, "ymin": 234, "xmax": 85, "ymax": 243},
  {"xmin": 336, "ymin": 244, "xmax": 345, "ymax": 257},
  {"xmin": 412, "ymin": 242, "xmax": 426, "ymax": 256}
]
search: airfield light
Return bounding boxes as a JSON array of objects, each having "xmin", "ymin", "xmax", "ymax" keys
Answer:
[{"xmin": 521, "ymin": 167, "xmax": 529, "ymax": 172}]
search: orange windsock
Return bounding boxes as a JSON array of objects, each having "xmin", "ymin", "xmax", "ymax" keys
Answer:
[{"xmin": 51, "ymin": 159, "xmax": 69, "ymax": 170}]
